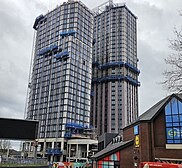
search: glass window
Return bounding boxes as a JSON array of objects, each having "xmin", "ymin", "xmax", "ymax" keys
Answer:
[
  {"xmin": 165, "ymin": 103, "xmax": 171, "ymax": 115},
  {"xmin": 174, "ymin": 140, "xmax": 180, "ymax": 144},
  {"xmin": 165, "ymin": 115, "xmax": 172, "ymax": 122},
  {"xmin": 179, "ymin": 115, "xmax": 182, "ymax": 122},
  {"xmin": 179, "ymin": 101, "xmax": 182, "ymax": 114},
  {"xmin": 166, "ymin": 123, "xmax": 172, "ymax": 127},
  {"xmin": 167, "ymin": 139, "xmax": 173, "ymax": 144},
  {"xmin": 172, "ymin": 115, "xmax": 179, "ymax": 122},
  {"xmin": 171, "ymin": 98, "xmax": 178, "ymax": 114},
  {"xmin": 165, "ymin": 98, "xmax": 182, "ymax": 144},
  {"xmin": 173, "ymin": 123, "xmax": 180, "ymax": 126}
]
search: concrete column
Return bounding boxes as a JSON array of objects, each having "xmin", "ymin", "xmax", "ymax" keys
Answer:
[
  {"xmin": 86, "ymin": 144, "xmax": 89, "ymax": 158},
  {"xmin": 29, "ymin": 142, "xmax": 32, "ymax": 152},
  {"xmin": 135, "ymin": 86, "xmax": 139, "ymax": 120},
  {"xmin": 115, "ymin": 81, "xmax": 119, "ymax": 132},
  {"xmin": 107, "ymin": 82, "xmax": 111, "ymax": 132},
  {"xmin": 131, "ymin": 85, "xmax": 133, "ymax": 122},
  {"xmin": 51, "ymin": 141, "xmax": 54, "ymax": 162},
  {"xmin": 97, "ymin": 84, "xmax": 101, "ymax": 135},
  {"xmin": 122, "ymin": 81, "xmax": 128, "ymax": 127},
  {"xmin": 43, "ymin": 140, "xmax": 46, "ymax": 158},
  {"xmin": 93, "ymin": 84, "xmax": 97, "ymax": 128},
  {"xmin": 102, "ymin": 83, "xmax": 105, "ymax": 133},
  {"xmin": 60, "ymin": 139, "xmax": 64, "ymax": 161},
  {"xmin": 76, "ymin": 144, "xmax": 79, "ymax": 160},
  {"xmin": 68, "ymin": 144, "xmax": 71, "ymax": 162}
]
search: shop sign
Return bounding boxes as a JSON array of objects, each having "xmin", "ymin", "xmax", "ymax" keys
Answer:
[
  {"xmin": 167, "ymin": 128, "xmax": 182, "ymax": 139},
  {"xmin": 134, "ymin": 125, "xmax": 139, "ymax": 135},
  {"xmin": 135, "ymin": 135, "xmax": 139, "ymax": 148},
  {"xmin": 111, "ymin": 135, "xmax": 123, "ymax": 144}
]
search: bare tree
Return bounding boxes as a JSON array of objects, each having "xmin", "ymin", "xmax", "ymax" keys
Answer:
[
  {"xmin": 163, "ymin": 28, "xmax": 182, "ymax": 93},
  {"xmin": 0, "ymin": 140, "xmax": 11, "ymax": 155}
]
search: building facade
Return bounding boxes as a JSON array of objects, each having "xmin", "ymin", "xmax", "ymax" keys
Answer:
[
  {"xmin": 26, "ymin": 0, "xmax": 94, "ymax": 162},
  {"xmin": 91, "ymin": 1, "xmax": 140, "ymax": 136},
  {"xmin": 92, "ymin": 93, "xmax": 182, "ymax": 168}
]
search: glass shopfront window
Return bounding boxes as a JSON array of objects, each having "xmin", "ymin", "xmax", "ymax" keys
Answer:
[{"xmin": 165, "ymin": 98, "xmax": 182, "ymax": 144}]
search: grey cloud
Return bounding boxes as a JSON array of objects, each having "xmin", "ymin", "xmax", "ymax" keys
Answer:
[
  {"xmin": 0, "ymin": 0, "xmax": 49, "ymax": 120},
  {"xmin": 0, "ymin": 1, "xmax": 30, "ymax": 119},
  {"xmin": 122, "ymin": 0, "xmax": 181, "ymax": 113},
  {"xmin": 138, "ymin": 39, "xmax": 168, "ymax": 114},
  {"xmin": 0, "ymin": 0, "xmax": 181, "ymax": 125}
]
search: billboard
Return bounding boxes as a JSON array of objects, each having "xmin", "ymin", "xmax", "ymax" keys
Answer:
[{"xmin": 0, "ymin": 118, "xmax": 39, "ymax": 140}]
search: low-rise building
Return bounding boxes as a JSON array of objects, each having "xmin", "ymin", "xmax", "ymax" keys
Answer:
[
  {"xmin": 22, "ymin": 125, "xmax": 98, "ymax": 165},
  {"xmin": 92, "ymin": 93, "xmax": 182, "ymax": 168}
]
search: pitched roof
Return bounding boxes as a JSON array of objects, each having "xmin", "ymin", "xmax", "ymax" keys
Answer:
[
  {"xmin": 138, "ymin": 93, "xmax": 182, "ymax": 121},
  {"xmin": 92, "ymin": 140, "xmax": 133, "ymax": 160},
  {"xmin": 124, "ymin": 93, "xmax": 182, "ymax": 130},
  {"xmin": 177, "ymin": 93, "xmax": 182, "ymax": 100},
  {"xmin": 137, "ymin": 96, "xmax": 170, "ymax": 121}
]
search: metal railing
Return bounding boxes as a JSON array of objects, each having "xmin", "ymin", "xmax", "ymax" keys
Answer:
[{"xmin": 0, "ymin": 157, "xmax": 47, "ymax": 165}]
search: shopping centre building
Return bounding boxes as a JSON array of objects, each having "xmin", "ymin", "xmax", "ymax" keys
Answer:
[{"xmin": 92, "ymin": 93, "xmax": 182, "ymax": 168}]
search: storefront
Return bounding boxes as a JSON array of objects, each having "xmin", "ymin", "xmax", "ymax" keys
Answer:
[
  {"xmin": 96, "ymin": 152, "xmax": 120, "ymax": 168},
  {"xmin": 92, "ymin": 140, "xmax": 133, "ymax": 168},
  {"xmin": 92, "ymin": 93, "xmax": 182, "ymax": 168}
]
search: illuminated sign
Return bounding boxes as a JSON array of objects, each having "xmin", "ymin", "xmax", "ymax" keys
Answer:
[{"xmin": 134, "ymin": 125, "xmax": 139, "ymax": 135}]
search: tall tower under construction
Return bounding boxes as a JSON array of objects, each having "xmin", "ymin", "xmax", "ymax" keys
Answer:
[
  {"xmin": 91, "ymin": 1, "xmax": 140, "ymax": 136},
  {"xmin": 26, "ymin": 0, "xmax": 94, "ymax": 161}
]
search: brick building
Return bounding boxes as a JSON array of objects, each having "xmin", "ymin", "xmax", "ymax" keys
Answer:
[{"xmin": 92, "ymin": 93, "xmax": 182, "ymax": 168}]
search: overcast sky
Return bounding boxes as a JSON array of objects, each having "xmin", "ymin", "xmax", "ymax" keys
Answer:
[{"xmin": 0, "ymin": 0, "xmax": 181, "ymax": 149}]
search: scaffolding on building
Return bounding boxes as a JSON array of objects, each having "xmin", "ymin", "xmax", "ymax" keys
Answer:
[{"xmin": 92, "ymin": 0, "xmax": 125, "ymax": 15}]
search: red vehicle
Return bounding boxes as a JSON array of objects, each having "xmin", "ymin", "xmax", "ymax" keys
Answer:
[{"xmin": 141, "ymin": 162, "xmax": 182, "ymax": 168}]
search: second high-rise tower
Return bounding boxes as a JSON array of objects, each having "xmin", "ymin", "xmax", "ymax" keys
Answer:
[{"xmin": 91, "ymin": 1, "xmax": 140, "ymax": 136}]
